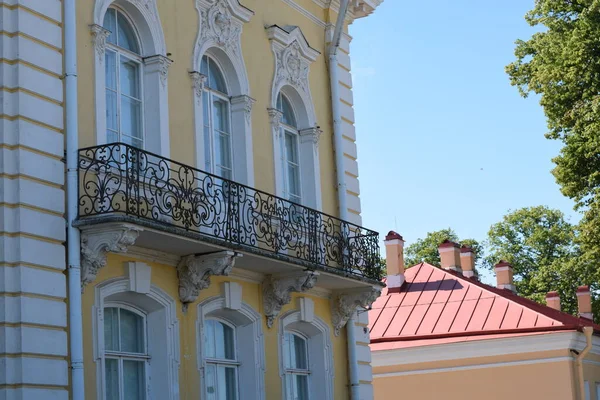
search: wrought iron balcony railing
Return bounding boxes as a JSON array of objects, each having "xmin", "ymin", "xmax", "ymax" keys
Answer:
[{"xmin": 77, "ymin": 143, "xmax": 382, "ymax": 281}]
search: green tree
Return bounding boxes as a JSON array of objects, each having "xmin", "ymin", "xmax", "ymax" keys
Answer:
[
  {"xmin": 404, "ymin": 228, "xmax": 482, "ymax": 267},
  {"xmin": 505, "ymin": 0, "xmax": 600, "ymax": 276},
  {"xmin": 484, "ymin": 206, "xmax": 597, "ymax": 315}
]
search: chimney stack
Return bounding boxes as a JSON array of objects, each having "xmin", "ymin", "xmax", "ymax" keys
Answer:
[
  {"xmin": 384, "ymin": 231, "xmax": 405, "ymax": 292},
  {"xmin": 460, "ymin": 246, "xmax": 477, "ymax": 279},
  {"xmin": 546, "ymin": 291, "xmax": 561, "ymax": 311},
  {"xmin": 438, "ymin": 240, "xmax": 461, "ymax": 272},
  {"xmin": 494, "ymin": 261, "xmax": 516, "ymax": 292},
  {"xmin": 577, "ymin": 285, "xmax": 593, "ymax": 321}
]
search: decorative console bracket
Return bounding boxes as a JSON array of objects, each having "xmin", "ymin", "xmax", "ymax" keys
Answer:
[
  {"xmin": 331, "ymin": 287, "xmax": 381, "ymax": 336},
  {"xmin": 177, "ymin": 251, "xmax": 241, "ymax": 311},
  {"xmin": 263, "ymin": 271, "xmax": 319, "ymax": 328},
  {"xmin": 81, "ymin": 224, "xmax": 143, "ymax": 290}
]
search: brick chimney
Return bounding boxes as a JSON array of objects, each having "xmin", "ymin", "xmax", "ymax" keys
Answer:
[
  {"xmin": 546, "ymin": 291, "xmax": 560, "ymax": 311},
  {"xmin": 438, "ymin": 240, "xmax": 461, "ymax": 272},
  {"xmin": 460, "ymin": 246, "xmax": 477, "ymax": 279},
  {"xmin": 494, "ymin": 260, "xmax": 516, "ymax": 293},
  {"xmin": 577, "ymin": 285, "xmax": 593, "ymax": 321},
  {"xmin": 384, "ymin": 231, "xmax": 405, "ymax": 292}
]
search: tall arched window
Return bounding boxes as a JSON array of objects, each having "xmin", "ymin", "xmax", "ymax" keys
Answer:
[
  {"xmin": 283, "ymin": 331, "xmax": 309, "ymax": 400},
  {"xmin": 103, "ymin": 305, "xmax": 148, "ymax": 399},
  {"xmin": 103, "ymin": 8, "xmax": 144, "ymax": 148},
  {"xmin": 201, "ymin": 55, "xmax": 233, "ymax": 180},
  {"xmin": 203, "ymin": 319, "xmax": 239, "ymax": 400},
  {"xmin": 277, "ymin": 93, "xmax": 301, "ymax": 204}
]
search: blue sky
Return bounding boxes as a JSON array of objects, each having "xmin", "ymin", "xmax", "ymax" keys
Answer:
[{"xmin": 349, "ymin": 0, "xmax": 580, "ymax": 262}]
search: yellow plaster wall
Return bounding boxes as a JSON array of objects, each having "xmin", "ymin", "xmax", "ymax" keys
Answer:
[
  {"xmin": 76, "ymin": 0, "xmax": 340, "ymax": 217},
  {"xmin": 82, "ymin": 253, "xmax": 349, "ymax": 399}
]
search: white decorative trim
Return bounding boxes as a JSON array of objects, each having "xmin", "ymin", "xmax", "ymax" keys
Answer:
[
  {"xmin": 177, "ymin": 251, "xmax": 241, "ymax": 309},
  {"xmin": 283, "ymin": 0, "xmax": 327, "ymax": 27},
  {"xmin": 299, "ymin": 126, "xmax": 323, "ymax": 148},
  {"xmin": 127, "ymin": 246, "xmax": 181, "ymax": 266},
  {"xmin": 126, "ymin": 261, "xmax": 152, "ymax": 294},
  {"xmin": 197, "ymin": 295, "xmax": 265, "ymax": 400},
  {"xmin": 145, "ymin": 54, "xmax": 172, "ymax": 88},
  {"xmin": 498, "ymin": 283, "xmax": 516, "ymax": 292},
  {"xmin": 90, "ymin": 24, "xmax": 111, "ymax": 63},
  {"xmin": 80, "ymin": 224, "xmax": 142, "ymax": 289},
  {"xmin": 331, "ymin": 287, "xmax": 380, "ymax": 336},
  {"xmin": 262, "ymin": 272, "xmax": 319, "ymax": 328},
  {"xmin": 231, "ymin": 94, "xmax": 256, "ymax": 126},
  {"xmin": 371, "ymin": 331, "xmax": 600, "ymax": 368},
  {"xmin": 189, "ymin": 71, "xmax": 207, "ymax": 104},
  {"xmin": 223, "ymin": 281, "xmax": 242, "ymax": 310},
  {"xmin": 386, "ymin": 274, "xmax": 405, "ymax": 289},
  {"xmin": 93, "ymin": 278, "xmax": 180, "ymax": 400},
  {"xmin": 279, "ymin": 308, "xmax": 334, "ymax": 400},
  {"xmin": 374, "ymin": 357, "xmax": 574, "ymax": 378}
]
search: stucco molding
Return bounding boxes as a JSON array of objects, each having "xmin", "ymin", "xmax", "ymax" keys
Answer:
[
  {"xmin": 80, "ymin": 224, "xmax": 142, "ymax": 289},
  {"xmin": 90, "ymin": 24, "xmax": 111, "ymax": 63},
  {"xmin": 231, "ymin": 94, "xmax": 256, "ymax": 125},
  {"xmin": 331, "ymin": 287, "xmax": 381, "ymax": 336},
  {"xmin": 262, "ymin": 271, "xmax": 319, "ymax": 328},
  {"xmin": 177, "ymin": 251, "xmax": 241, "ymax": 309},
  {"xmin": 299, "ymin": 126, "xmax": 323, "ymax": 148},
  {"xmin": 145, "ymin": 54, "xmax": 173, "ymax": 88},
  {"xmin": 268, "ymin": 108, "xmax": 283, "ymax": 137}
]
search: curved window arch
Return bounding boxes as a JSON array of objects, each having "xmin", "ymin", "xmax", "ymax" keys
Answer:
[
  {"xmin": 103, "ymin": 303, "xmax": 148, "ymax": 399},
  {"xmin": 277, "ymin": 92, "xmax": 301, "ymax": 204},
  {"xmin": 103, "ymin": 7, "xmax": 144, "ymax": 148},
  {"xmin": 201, "ymin": 55, "xmax": 233, "ymax": 179}
]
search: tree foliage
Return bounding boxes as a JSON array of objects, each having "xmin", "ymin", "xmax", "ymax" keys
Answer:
[
  {"xmin": 403, "ymin": 228, "xmax": 482, "ymax": 268},
  {"xmin": 484, "ymin": 206, "xmax": 598, "ymax": 315}
]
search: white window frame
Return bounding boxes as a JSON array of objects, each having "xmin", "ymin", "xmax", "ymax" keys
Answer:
[
  {"xmin": 93, "ymin": 277, "xmax": 180, "ymax": 400},
  {"xmin": 203, "ymin": 318, "xmax": 240, "ymax": 399},
  {"xmin": 104, "ymin": 7, "xmax": 146, "ymax": 148},
  {"xmin": 283, "ymin": 331, "xmax": 310, "ymax": 400},
  {"xmin": 102, "ymin": 303, "xmax": 149, "ymax": 400},
  {"xmin": 279, "ymin": 93, "xmax": 303, "ymax": 204}
]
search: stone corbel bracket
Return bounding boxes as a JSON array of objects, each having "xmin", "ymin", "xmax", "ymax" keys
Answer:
[
  {"xmin": 263, "ymin": 271, "xmax": 319, "ymax": 328},
  {"xmin": 331, "ymin": 287, "xmax": 381, "ymax": 336},
  {"xmin": 81, "ymin": 224, "xmax": 143, "ymax": 290},
  {"xmin": 177, "ymin": 251, "xmax": 242, "ymax": 311}
]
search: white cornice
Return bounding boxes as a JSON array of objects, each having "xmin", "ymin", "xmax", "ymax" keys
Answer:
[{"xmin": 372, "ymin": 331, "xmax": 600, "ymax": 368}]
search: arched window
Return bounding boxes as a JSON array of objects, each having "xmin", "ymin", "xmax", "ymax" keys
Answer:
[
  {"xmin": 103, "ymin": 8, "xmax": 144, "ymax": 148},
  {"xmin": 201, "ymin": 55, "xmax": 233, "ymax": 180},
  {"xmin": 103, "ymin": 305, "xmax": 148, "ymax": 399},
  {"xmin": 203, "ymin": 319, "xmax": 239, "ymax": 399},
  {"xmin": 277, "ymin": 93, "xmax": 301, "ymax": 204},
  {"xmin": 283, "ymin": 332, "xmax": 309, "ymax": 400}
]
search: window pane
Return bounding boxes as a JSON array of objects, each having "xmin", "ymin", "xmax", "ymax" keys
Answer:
[
  {"xmin": 205, "ymin": 364, "xmax": 217, "ymax": 400},
  {"xmin": 104, "ymin": 308, "xmax": 119, "ymax": 351},
  {"xmin": 212, "ymin": 99, "xmax": 229, "ymax": 133},
  {"xmin": 288, "ymin": 164, "xmax": 301, "ymax": 200},
  {"xmin": 292, "ymin": 335, "xmax": 308, "ymax": 370},
  {"xmin": 285, "ymin": 374, "xmax": 294, "ymax": 400},
  {"xmin": 201, "ymin": 56, "xmax": 209, "ymax": 77},
  {"xmin": 116, "ymin": 11, "xmax": 139, "ymax": 54},
  {"xmin": 103, "ymin": 9, "xmax": 117, "ymax": 45},
  {"xmin": 295, "ymin": 375, "xmax": 309, "ymax": 400},
  {"xmin": 120, "ymin": 58, "xmax": 140, "ymax": 98},
  {"xmin": 123, "ymin": 360, "xmax": 145, "ymax": 400},
  {"xmin": 204, "ymin": 320, "xmax": 216, "ymax": 359},
  {"xmin": 215, "ymin": 321, "xmax": 235, "ymax": 360},
  {"xmin": 105, "ymin": 358, "xmax": 120, "ymax": 400},
  {"xmin": 280, "ymin": 94, "xmax": 296, "ymax": 127},
  {"xmin": 119, "ymin": 308, "xmax": 144, "ymax": 353},
  {"xmin": 121, "ymin": 96, "xmax": 142, "ymax": 141},
  {"xmin": 218, "ymin": 167, "xmax": 232, "ymax": 181},
  {"xmin": 208, "ymin": 58, "xmax": 227, "ymax": 94},
  {"xmin": 285, "ymin": 133, "xmax": 298, "ymax": 163},
  {"xmin": 105, "ymin": 51, "xmax": 117, "ymax": 90},
  {"xmin": 215, "ymin": 133, "xmax": 232, "ymax": 171},
  {"xmin": 203, "ymin": 92, "xmax": 212, "ymax": 172},
  {"xmin": 106, "ymin": 90, "xmax": 118, "ymax": 132},
  {"xmin": 217, "ymin": 366, "xmax": 237, "ymax": 400}
]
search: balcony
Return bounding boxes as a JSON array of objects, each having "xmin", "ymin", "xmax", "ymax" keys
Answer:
[{"xmin": 75, "ymin": 143, "xmax": 382, "ymax": 285}]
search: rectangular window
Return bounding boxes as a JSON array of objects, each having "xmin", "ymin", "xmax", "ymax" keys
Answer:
[
  {"xmin": 284, "ymin": 131, "xmax": 301, "ymax": 203},
  {"xmin": 284, "ymin": 332, "xmax": 309, "ymax": 400},
  {"xmin": 204, "ymin": 319, "xmax": 239, "ymax": 400}
]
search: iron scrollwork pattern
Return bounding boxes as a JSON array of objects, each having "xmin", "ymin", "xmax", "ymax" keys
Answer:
[{"xmin": 78, "ymin": 143, "xmax": 382, "ymax": 280}]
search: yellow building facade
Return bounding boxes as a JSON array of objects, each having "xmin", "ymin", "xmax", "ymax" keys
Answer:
[{"xmin": 0, "ymin": 0, "xmax": 383, "ymax": 399}]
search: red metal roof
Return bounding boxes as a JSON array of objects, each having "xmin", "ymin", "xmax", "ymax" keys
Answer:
[{"xmin": 369, "ymin": 263, "xmax": 599, "ymax": 350}]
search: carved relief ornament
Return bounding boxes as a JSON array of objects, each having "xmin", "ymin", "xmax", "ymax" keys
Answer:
[
  {"xmin": 331, "ymin": 287, "xmax": 381, "ymax": 336},
  {"xmin": 262, "ymin": 271, "xmax": 319, "ymax": 328}
]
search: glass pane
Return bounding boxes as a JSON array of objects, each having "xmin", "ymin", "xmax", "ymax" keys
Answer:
[
  {"xmin": 104, "ymin": 308, "xmax": 119, "ymax": 351},
  {"xmin": 106, "ymin": 90, "xmax": 118, "ymax": 132},
  {"xmin": 105, "ymin": 51, "xmax": 117, "ymax": 90},
  {"xmin": 218, "ymin": 167, "xmax": 232, "ymax": 180},
  {"xmin": 216, "ymin": 133, "xmax": 232, "ymax": 171},
  {"xmin": 104, "ymin": 358, "xmax": 119, "ymax": 400},
  {"xmin": 203, "ymin": 91, "xmax": 212, "ymax": 172},
  {"xmin": 295, "ymin": 375, "xmax": 309, "ymax": 400},
  {"xmin": 215, "ymin": 321, "xmax": 235, "ymax": 360},
  {"xmin": 288, "ymin": 164, "xmax": 301, "ymax": 200},
  {"xmin": 285, "ymin": 133, "xmax": 298, "ymax": 163},
  {"xmin": 201, "ymin": 55, "xmax": 209, "ymax": 77},
  {"xmin": 208, "ymin": 58, "xmax": 227, "ymax": 94},
  {"xmin": 120, "ymin": 58, "xmax": 140, "ymax": 98},
  {"xmin": 117, "ymin": 11, "xmax": 139, "ymax": 53},
  {"xmin": 285, "ymin": 374, "xmax": 294, "ymax": 400},
  {"xmin": 204, "ymin": 320, "xmax": 216, "ymax": 359},
  {"xmin": 205, "ymin": 364, "xmax": 217, "ymax": 400},
  {"xmin": 212, "ymin": 99, "xmax": 229, "ymax": 133},
  {"xmin": 103, "ymin": 8, "xmax": 117, "ymax": 45},
  {"xmin": 121, "ymin": 96, "xmax": 142, "ymax": 141},
  {"xmin": 107, "ymin": 130, "xmax": 118, "ymax": 143},
  {"xmin": 123, "ymin": 360, "xmax": 145, "ymax": 400},
  {"xmin": 119, "ymin": 308, "xmax": 145, "ymax": 353},
  {"xmin": 217, "ymin": 366, "xmax": 237, "ymax": 400},
  {"xmin": 292, "ymin": 335, "xmax": 308, "ymax": 370},
  {"xmin": 280, "ymin": 94, "xmax": 296, "ymax": 127}
]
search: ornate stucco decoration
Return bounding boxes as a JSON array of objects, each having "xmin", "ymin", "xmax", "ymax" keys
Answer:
[
  {"xmin": 90, "ymin": 24, "xmax": 111, "ymax": 63},
  {"xmin": 312, "ymin": 0, "xmax": 382, "ymax": 19},
  {"xmin": 262, "ymin": 271, "xmax": 319, "ymax": 328},
  {"xmin": 331, "ymin": 287, "xmax": 381, "ymax": 336},
  {"xmin": 231, "ymin": 95, "xmax": 256, "ymax": 125},
  {"xmin": 80, "ymin": 224, "xmax": 142, "ymax": 290},
  {"xmin": 299, "ymin": 126, "xmax": 323, "ymax": 148},
  {"xmin": 145, "ymin": 54, "xmax": 173, "ymax": 88},
  {"xmin": 266, "ymin": 25, "xmax": 320, "ymax": 114},
  {"xmin": 267, "ymin": 108, "xmax": 283, "ymax": 136},
  {"xmin": 192, "ymin": 0, "xmax": 253, "ymax": 71},
  {"xmin": 177, "ymin": 251, "xmax": 241, "ymax": 310},
  {"xmin": 189, "ymin": 72, "xmax": 208, "ymax": 104}
]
